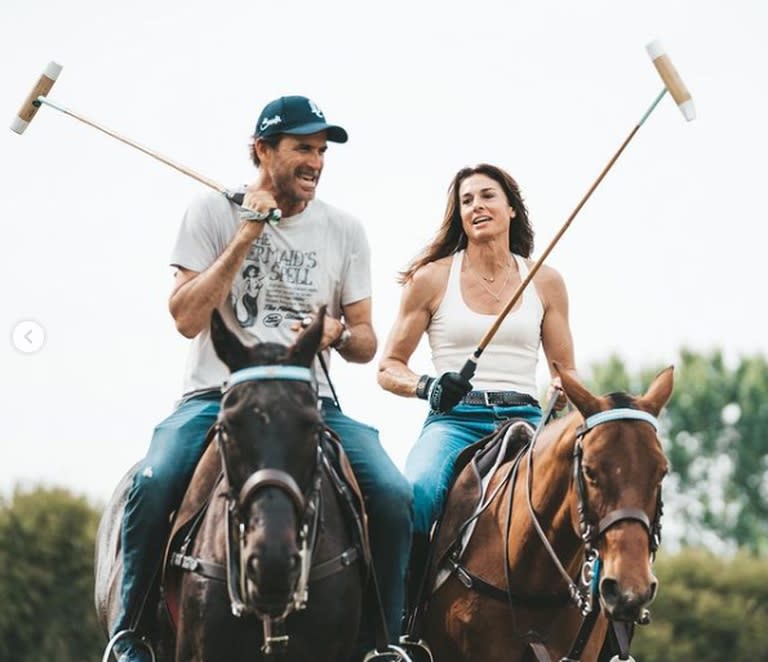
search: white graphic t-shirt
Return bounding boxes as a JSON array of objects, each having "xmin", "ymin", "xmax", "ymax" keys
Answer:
[{"xmin": 170, "ymin": 191, "xmax": 371, "ymax": 399}]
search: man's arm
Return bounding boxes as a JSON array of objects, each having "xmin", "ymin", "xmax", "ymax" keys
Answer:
[
  {"xmin": 169, "ymin": 222, "xmax": 265, "ymax": 338},
  {"xmin": 169, "ymin": 188, "xmax": 276, "ymax": 338},
  {"xmin": 334, "ymin": 297, "xmax": 377, "ymax": 364}
]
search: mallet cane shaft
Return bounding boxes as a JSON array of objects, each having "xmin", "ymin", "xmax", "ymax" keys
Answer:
[
  {"xmin": 459, "ymin": 40, "xmax": 695, "ymax": 381},
  {"xmin": 10, "ymin": 61, "xmax": 274, "ymax": 216}
]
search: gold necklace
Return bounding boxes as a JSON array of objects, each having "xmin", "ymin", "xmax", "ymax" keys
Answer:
[{"xmin": 465, "ymin": 253, "xmax": 511, "ymax": 301}]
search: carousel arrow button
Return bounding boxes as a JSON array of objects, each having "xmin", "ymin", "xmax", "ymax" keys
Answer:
[{"xmin": 12, "ymin": 320, "xmax": 46, "ymax": 354}]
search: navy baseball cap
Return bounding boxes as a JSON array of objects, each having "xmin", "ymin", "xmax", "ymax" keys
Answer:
[{"xmin": 254, "ymin": 95, "xmax": 348, "ymax": 143}]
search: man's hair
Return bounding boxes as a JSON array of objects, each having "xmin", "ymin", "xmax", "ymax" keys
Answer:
[
  {"xmin": 399, "ymin": 163, "xmax": 534, "ymax": 283},
  {"xmin": 250, "ymin": 135, "xmax": 283, "ymax": 167}
]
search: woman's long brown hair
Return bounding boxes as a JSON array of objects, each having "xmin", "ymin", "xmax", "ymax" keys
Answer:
[{"xmin": 399, "ymin": 163, "xmax": 534, "ymax": 283}]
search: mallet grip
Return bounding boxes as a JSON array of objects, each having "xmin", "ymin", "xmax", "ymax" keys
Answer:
[{"xmin": 11, "ymin": 62, "xmax": 62, "ymax": 134}]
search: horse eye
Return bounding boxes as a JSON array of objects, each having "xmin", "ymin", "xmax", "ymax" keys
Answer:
[
  {"xmin": 218, "ymin": 423, "xmax": 234, "ymax": 443},
  {"xmin": 583, "ymin": 465, "xmax": 598, "ymax": 485}
]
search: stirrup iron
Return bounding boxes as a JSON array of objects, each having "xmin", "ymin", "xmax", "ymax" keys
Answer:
[
  {"xmin": 101, "ymin": 629, "xmax": 156, "ymax": 662},
  {"xmin": 399, "ymin": 635, "xmax": 434, "ymax": 662},
  {"xmin": 363, "ymin": 643, "xmax": 415, "ymax": 662}
]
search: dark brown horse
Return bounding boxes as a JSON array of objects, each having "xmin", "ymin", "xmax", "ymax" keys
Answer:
[
  {"xmin": 95, "ymin": 309, "xmax": 366, "ymax": 661},
  {"xmin": 419, "ymin": 364, "xmax": 673, "ymax": 662}
]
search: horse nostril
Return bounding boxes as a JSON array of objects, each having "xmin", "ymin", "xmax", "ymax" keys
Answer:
[{"xmin": 600, "ymin": 577, "xmax": 620, "ymax": 608}]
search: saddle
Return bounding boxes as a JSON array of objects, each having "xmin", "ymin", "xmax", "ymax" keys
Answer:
[
  {"xmin": 160, "ymin": 424, "xmax": 370, "ymax": 630},
  {"xmin": 427, "ymin": 417, "xmax": 533, "ymax": 596}
]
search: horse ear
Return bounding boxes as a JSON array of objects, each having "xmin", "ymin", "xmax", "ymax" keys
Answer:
[
  {"xmin": 289, "ymin": 306, "xmax": 325, "ymax": 367},
  {"xmin": 210, "ymin": 308, "xmax": 250, "ymax": 371},
  {"xmin": 552, "ymin": 362, "xmax": 602, "ymax": 417},
  {"xmin": 637, "ymin": 365, "xmax": 674, "ymax": 416}
]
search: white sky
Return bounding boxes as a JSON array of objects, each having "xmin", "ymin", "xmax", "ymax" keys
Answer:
[{"xmin": 2, "ymin": 0, "xmax": 766, "ymax": 505}]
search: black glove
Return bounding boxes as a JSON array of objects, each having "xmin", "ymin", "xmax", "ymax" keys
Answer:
[{"xmin": 420, "ymin": 372, "xmax": 473, "ymax": 413}]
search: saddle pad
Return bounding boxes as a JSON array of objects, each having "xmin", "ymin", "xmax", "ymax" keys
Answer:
[{"xmin": 428, "ymin": 418, "xmax": 532, "ymax": 591}]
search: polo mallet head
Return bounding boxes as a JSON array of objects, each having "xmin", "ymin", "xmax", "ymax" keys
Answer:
[
  {"xmin": 8, "ymin": 60, "xmax": 279, "ymax": 222},
  {"xmin": 646, "ymin": 40, "xmax": 695, "ymax": 121},
  {"xmin": 11, "ymin": 61, "xmax": 63, "ymax": 134}
]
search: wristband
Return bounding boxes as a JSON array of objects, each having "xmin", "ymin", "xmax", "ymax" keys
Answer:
[
  {"xmin": 239, "ymin": 207, "xmax": 282, "ymax": 225},
  {"xmin": 331, "ymin": 322, "xmax": 351, "ymax": 350},
  {"xmin": 415, "ymin": 374, "xmax": 434, "ymax": 400}
]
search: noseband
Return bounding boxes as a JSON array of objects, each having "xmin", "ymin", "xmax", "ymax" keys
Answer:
[{"xmin": 215, "ymin": 364, "xmax": 322, "ymax": 654}]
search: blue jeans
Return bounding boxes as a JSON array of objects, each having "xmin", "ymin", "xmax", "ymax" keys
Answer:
[
  {"xmin": 405, "ymin": 403, "xmax": 542, "ymax": 536},
  {"xmin": 115, "ymin": 393, "xmax": 412, "ymax": 652},
  {"xmin": 321, "ymin": 398, "xmax": 413, "ymax": 651},
  {"xmin": 115, "ymin": 393, "xmax": 221, "ymax": 642}
]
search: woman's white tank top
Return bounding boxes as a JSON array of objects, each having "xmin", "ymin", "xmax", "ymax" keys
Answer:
[{"xmin": 427, "ymin": 251, "xmax": 544, "ymax": 398}]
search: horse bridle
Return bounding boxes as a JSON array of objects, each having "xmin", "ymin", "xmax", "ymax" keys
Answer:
[
  {"xmin": 526, "ymin": 406, "xmax": 664, "ymax": 617},
  {"xmin": 574, "ymin": 409, "xmax": 664, "ymax": 554},
  {"xmin": 215, "ymin": 365, "xmax": 323, "ymax": 653}
]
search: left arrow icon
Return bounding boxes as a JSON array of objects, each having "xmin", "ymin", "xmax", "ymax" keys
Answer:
[{"xmin": 12, "ymin": 320, "xmax": 46, "ymax": 354}]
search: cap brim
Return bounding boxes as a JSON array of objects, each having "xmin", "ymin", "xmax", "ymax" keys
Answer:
[{"xmin": 283, "ymin": 121, "xmax": 348, "ymax": 143}]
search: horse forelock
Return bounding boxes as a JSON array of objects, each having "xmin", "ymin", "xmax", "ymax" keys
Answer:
[
  {"xmin": 605, "ymin": 391, "xmax": 636, "ymax": 409},
  {"xmin": 241, "ymin": 340, "xmax": 292, "ymax": 368}
]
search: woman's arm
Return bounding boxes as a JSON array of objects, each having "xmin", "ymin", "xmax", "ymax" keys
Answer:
[
  {"xmin": 377, "ymin": 264, "xmax": 444, "ymax": 398},
  {"xmin": 536, "ymin": 264, "xmax": 576, "ymax": 409}
]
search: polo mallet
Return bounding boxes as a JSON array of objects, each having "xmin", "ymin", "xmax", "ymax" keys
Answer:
[
  {"xmin": 459, "ymin": 40, "xmax": 695, "ymax": 381},
  {"xmin": 10, "ymin": 61, "xmax": 279, "ymax": 222}
]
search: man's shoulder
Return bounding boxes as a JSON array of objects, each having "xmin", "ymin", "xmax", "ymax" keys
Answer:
[
  {"xmin": 182, "ymin": 189, "xmax": 236, "ymax": 225},
  {"xmin": 192, "ymin": 189, "xmax": 235, "ymax": 213},
  {"xmin": 310, "ymin": 199, "xmax": 363, "ymax": 229}
]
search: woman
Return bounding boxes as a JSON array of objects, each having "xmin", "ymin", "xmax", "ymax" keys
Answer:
[{"xmin": 377, "ymin": 163, "xmax": 575, "ymax": 609}]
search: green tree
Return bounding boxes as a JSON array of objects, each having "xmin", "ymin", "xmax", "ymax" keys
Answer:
[
  {"xmin": 0, "ymin": 486, "xmax": 103, "ymax": 662},
  {"xmin": 633, "ymin": 549, "xmax": 768, "ymax": 662},
  {"xmin": 587, "ymin": 350, "xmax": 768, "ymax": 554}
]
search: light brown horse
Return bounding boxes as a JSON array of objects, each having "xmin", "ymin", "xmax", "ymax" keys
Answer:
[{"xmin": 420, "ymin": 364, "xmax": 673, "ymax": 662}]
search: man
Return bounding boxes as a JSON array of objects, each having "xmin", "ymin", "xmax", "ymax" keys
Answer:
[{"xmin": 113, "ymin": 95, "xmax": 413, "ymax": 662}]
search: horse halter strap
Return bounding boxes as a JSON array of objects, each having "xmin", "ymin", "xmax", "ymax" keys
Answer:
[
  {"xmin": 574, "ymin": 407, "xmax": 661, "ymax": 548},
  {"xmin": 576, "ymin": 408, "xmax": 659, "ymax": 435},
  {"xmin": 239, "ymin": 469, "xmax": 305, "ymax": 514}
]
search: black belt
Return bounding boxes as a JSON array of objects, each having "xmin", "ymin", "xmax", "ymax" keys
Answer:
[{"xmin": 462, "ymin": 390, "xmax": 540, "ymax": 408}]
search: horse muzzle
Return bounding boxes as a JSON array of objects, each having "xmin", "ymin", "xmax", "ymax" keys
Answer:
[
  {"xmin": 599, "ymin": 574, "xmax": 658, "ymax": 622},
  {"xmin": 245, "ymin": 548, "xmax": 302, "ymax": 614}
]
